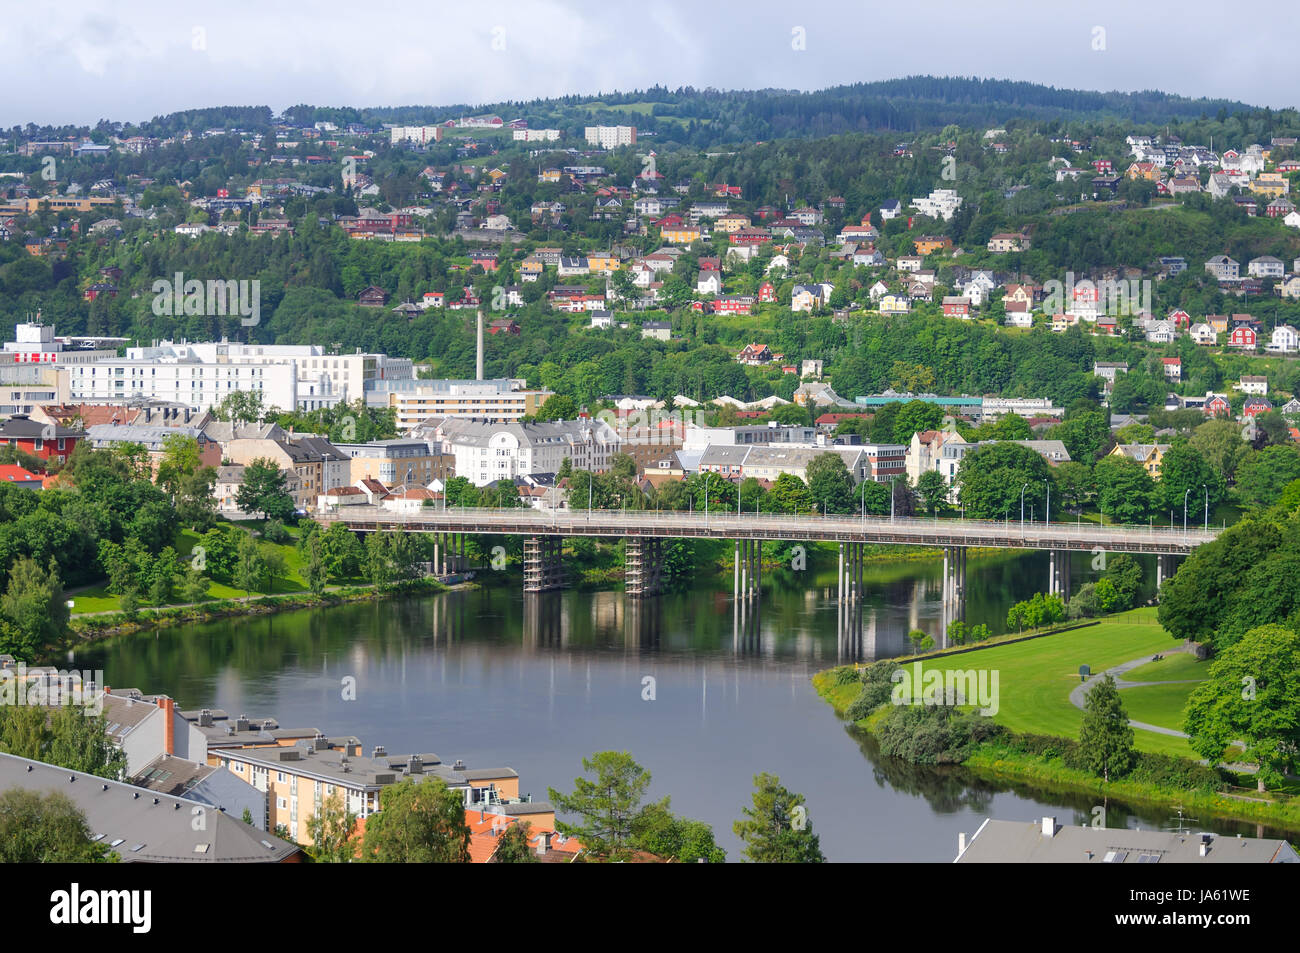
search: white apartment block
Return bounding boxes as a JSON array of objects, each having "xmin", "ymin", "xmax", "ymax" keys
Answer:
[
  {"xmin": 910, "ymin": 189, "xmax": 963, "ymax": 221},
  {"xmin": 69, "ymin": 359, "xmax": 301, "ymax": 411},
  {"xmin": 512, "ymin": 128, "xmax": 561, "ymax": 142},
  {"xmin": 584, "ymin": 126, "xmax": 636, "ymax": 149},
  {"xmin": 390, "ymin": 125, "xmax": 442, "ymax": 145},
  {"xmin": 367, "ymin": 378, "xmax": 553, "ymax": 430}
]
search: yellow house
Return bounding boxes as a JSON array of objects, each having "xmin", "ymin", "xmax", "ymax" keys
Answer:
[
  {"xmin": 1107, "ymin": 443, "xmax": 1170, "ymax": 477},
  {"xmin": 538, "ymin": 169, "xmax": 561, "ymax": 183},
  {"xmin": 586, "ymin": 252, "xmax": 621, "ymax": 272},
  {"xmin": 712, "ymin": 213, "xmax": 751, "ymax": 233},
  {"xmin": 661, "ymin": 224, "xmax": 702, "ymax": 244},
  {"xmin": 1251, "ymin": 173, "xmax": 1289, "ymax": 197},
  {"xmin": 913, "ymin": 236, "xmax": 952, "ymax": 256},
  {"xmin": 879, "ymin": 294, "xmax": 911, "ymax": 315},
  {"xmin": 1125, "ymin": 162, "xmax": 1160, "ymax": 182}
]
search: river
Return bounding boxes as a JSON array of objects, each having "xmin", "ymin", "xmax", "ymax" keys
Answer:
[{"xmin": 72, "ymin": 549, "xmax": 1272, "ymax": 861}]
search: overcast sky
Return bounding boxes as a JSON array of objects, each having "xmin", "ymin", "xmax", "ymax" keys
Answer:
[{"xmin": 8, "ymin": 0, "xmax": 1298, "ymax": 127}]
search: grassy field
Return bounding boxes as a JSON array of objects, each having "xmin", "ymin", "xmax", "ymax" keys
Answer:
[
  {"xmin": 1121, "ymin": 682, "xmax": 1202, "ymax": 734},
  {"xmin": 835, "ymin": 609, "xmax": 1195, "ymax": 757},
  {"xmin": 1125, "ymin": 653, "xmax": 1209, "ymax": 682},
  {"xmin": 68, "ymin": 523, "xmax": 312, "ymax": 615}
]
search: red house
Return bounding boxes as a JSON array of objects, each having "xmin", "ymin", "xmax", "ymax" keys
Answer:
[
  {"xmin": 758, "ymin": 281, "xmax": 776, "ymax": 303},
  {"xmin": 0, "ymin": 415, "xmax": 83, "ymax": 464},
  {"xmin": 1228, "ymin": 324, "xmax": 1258, "ymax": 349},
  {"xmin": 471, "ymin": 250, "xmax": 499, "ymax": 271},
  {"xmin": 1167, "ymin": 309, "xmax": 1191, "ymax": 329},
  {"xmin": 1243, "ymin": 397, "xmax": 1273, "ymax": 418},
  {"xmin": 942, "ymin": 296, "xmax": 971, "ymax": 318},
  {"xmin": 1204, "ymin": 395, "xmax": 1231, "ymax": 417},
  {"xmin": 711, "ymin": 296, "xmax": 754, "ymax": 315}
]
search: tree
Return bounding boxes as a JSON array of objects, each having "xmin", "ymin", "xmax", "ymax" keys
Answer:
[
  {"xmin": 955, "ymin": 442, "xmax": 1050, "ymax": 520},
  {"xmin": 1235, "ymin": 446, "xmax": 1300, "ymax": 509},
  {"xmin": 360, "ymin": 777, "xmax": 471, "ymax": 862},
  {"xmin": 1156, "ymin": 441, "xmax": 1223, "ymax": 517},
  {"xmin": 307, "ymin": 792, "xmax": 358, "ymax": 863},
  {"xmin": 1051, "ymin": 460, "xmax": 1094, "ymax": 512},
  {"xmin": 1048, "ymin": 410, "xmax": 1111, "ymax": 463},
  {"xmin": 1189, "ymin": 418, "xmax": 1249, "ymax": 480},
  {"xmin": 768, "ymin": 473, "xmax": 814, "ymax": 514},
  {"xmin": 631, "ymin": 801, "xmax": 726, "ymax": 863},
  {"xmin": 547, "ymin": 751, "xmax": 657, "ymax": 861},
  {"xmin": 304, "ymin": 533, "xmax": 327, "ymax": 595},
  {"xmin": 1103, "ymin": 553, "xmax": 1142, "ymax": 608},
  {"xmin": 1078, "ymin": 674, "xmax": 1135, "ymax": 782},
  {"xmin": 891, "ymin": 400, "xmax": 944, "ymax": 445},
  {"xmin": 1093, "ymin": 454, "xmax": 1156, "ymax": 523},
  {"xmin": 805, "ymin": 453, "xmax": 855, "ymax": 514},
  {"xmin": 214, "ymin": 390, "xmax": 266, "ymax": 424},
  {"xmin": 0, "ymin": 790, "xmax": 115, "ymax": 863},
  {"xmin": 916, "ymin": 470, "xmax": 950, "ymax": 515},
  {"xmin": 491, "ymin": 822, "xmax": 539, "ymax": 863},
  {"xmin": 1184, "ymin": 624, "xmax": 1300, "ymax": 791},
  {"xmin": 235, "ymin": 458, "xmax": 296, "ymax": 521},
  {"xmin": 733, "ymin": 773, "xmax": 824, "ymax": 863},
  {"xmin": 536, "ymin": 394, "xmax": 578, "ymax": 421},
  {"xmin": 0, "ymin": 557, "xmax": 69, "ymax": 659},
  {"xmin": 155, "ymin": 433, "xmax": 201, "ymax": 501},
  {"xmin": 233, "ymin": 532, "xmax": 267, "ymax": 595}
]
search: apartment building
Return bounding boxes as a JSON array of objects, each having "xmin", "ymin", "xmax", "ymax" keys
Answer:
[
  {"xmin": 431, "ymin": 417, "xmax": 622, "ymax": 486},
  {"xmin": 367, "ymin": 378, "xmax": 553, "ymax": 429},
  {"xmin": 223, "ymin": 434, "xmax": 349, "ymax": 511},
  {"xmin": 332, "ymin": 438, "xmax": 454, "ymax": 487},
  {"xmin": 584, "ymin": 125, "xmax": 636, "ymax": 149},
  {"xmin": 214, "ymin": 740, "xmax": 520, "ymax": 846}
]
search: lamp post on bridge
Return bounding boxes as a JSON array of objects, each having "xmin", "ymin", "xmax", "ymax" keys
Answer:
[
  {"xmin": 1020, "ymin": 482, "xmax": 1028, "ymax": 532},
  {"xmin": 1203, "ymin": 484, "xmax": 1209, "ymax": 532},
  {"xmin": 1183, "ymin": 487, "xmax": 1192, "ymax": 534}
]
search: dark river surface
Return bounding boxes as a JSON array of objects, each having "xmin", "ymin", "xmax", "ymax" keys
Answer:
[{"xmin": 72, "ymin": 550, "xmax": 1275, "ymax": 861}]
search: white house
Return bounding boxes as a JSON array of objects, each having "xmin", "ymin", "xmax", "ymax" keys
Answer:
[
  {"xmin": 1266, "ymin": 324, "xmax": 1300, "ymax": 353},
  {"xmin": 1189, "ymin": 322, "xmax": 1218, "ymax": 346}
]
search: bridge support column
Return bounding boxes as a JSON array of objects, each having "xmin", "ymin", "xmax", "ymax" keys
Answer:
[
  {"xmin": 734, "ymin": 540, "xmax": 741, "ymax": 599},
  {"xmin": 1047, "ymin": 550, "xmax": 1071, "ymax": 601},
  {"xmin": 523, "ymin": 536, "xmax": 565, "ymax": 593},
  {"xmin": 1155, "ymin": 554, "xmax": 1177, "ymax": 596},
  {"xmin": 625, "ymin": 538, "xmax": 663, "ymax": 598},
  {"xmin": 837, "ymin": 543, "xmax": 845, "ymax": 605},
  {"xmin": 941, "ymin": 546, "xmax": 966, "ymax": 633}
]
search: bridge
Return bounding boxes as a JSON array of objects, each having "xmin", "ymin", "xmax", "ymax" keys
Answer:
[{"xmin": 318, "ymin": 506, "xmax": 1219, "ymax": 626}]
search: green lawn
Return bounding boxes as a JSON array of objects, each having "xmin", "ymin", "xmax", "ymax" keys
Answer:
[
  {"xmin": 905, "ymin": 613, "xmax": 1194, "ymax": 757},
  {"xmin": 1120, "ymin": 682, "xmax": 1201, "ymax": 734},
  {"xmin": 1125, "ymin": 653, "xmax": 1209, "ymax": 682},
  {"xmin": 69, "ymin": 523, "xmax": 310, "ymax": 614}
]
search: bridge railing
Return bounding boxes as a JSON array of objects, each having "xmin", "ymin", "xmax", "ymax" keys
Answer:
[{"xmin": 319, "ymin": 504, "xmax": 1220, "ymax": 546}]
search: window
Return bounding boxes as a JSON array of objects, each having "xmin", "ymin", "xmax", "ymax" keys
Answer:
[
  {"xmin": 277, "ymin": 797, "xmax": 288, "ymax": 809},
  {"xmin": 276, "ymin": 772, "xmax": 286, "ymax": 783}
]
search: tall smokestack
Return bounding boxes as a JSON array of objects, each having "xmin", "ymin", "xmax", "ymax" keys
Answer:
[{"xmin": 476, "ymin": 309, "xmax": 484, "ymax": 381}]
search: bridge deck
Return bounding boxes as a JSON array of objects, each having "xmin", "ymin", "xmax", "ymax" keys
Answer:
[{"xmin": 318, "ymin": 506, "xmax": 1217, "ymax": 555}]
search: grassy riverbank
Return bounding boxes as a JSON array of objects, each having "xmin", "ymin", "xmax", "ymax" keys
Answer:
[{"xmin": 813, "ymin": 613, "xmax": 1300, "ymax": 834}]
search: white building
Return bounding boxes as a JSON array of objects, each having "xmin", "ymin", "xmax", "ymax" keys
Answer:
[
  {"xmin": 512, "ymin": 128, "xmax": 561, "ymax": 142},
  {"xmin": 390, "ymin": 126, "xmax": 442, "ymax": 145},
  {"xmin": 584, "ymin": 126, "xmax": 636, "ymax": 149},
  {"xmin": 1266, "ymin": 325, "xmax": 1300, "ymax": 353},
  {"xmin": 432, "ymin": 418, "xmax": 622, "ymax": 487},
  {"xmin": 70, "ymin": 358, "xmax": 302, "ymax": 411},
  {"xmin": 910, "ymin": 188, "xmax": 963, "ymax": 221}
]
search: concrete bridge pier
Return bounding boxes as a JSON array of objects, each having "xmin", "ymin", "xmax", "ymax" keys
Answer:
[
  {"xmin": 941, "ymin": 546, "xmax": 967, "ymax": 632},
  {"xmin": 838, "ymin": 542, "xmax": 864, "ymax": 605},
  {"xmin": 1155, "ymin": 554, "xmax": 1178, "ymax": 596},
  {"xmin": 735, "ymin": 539, "xmax": 761, "ymax": 600},
  {"xmin": 1048, "ymin": 550, "xmax": 1071, "ymax": 602},
  {"xmin": 523, "ymin": 536, "xmax": 565, "ymax": 593},
  {"xmin": 625, "ymin": 538, "xmax": 664, "ymax": 598}
]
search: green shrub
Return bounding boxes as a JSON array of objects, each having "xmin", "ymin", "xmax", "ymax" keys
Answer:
[{"xmin": 874, "ymin": 704, "xmax": 1005, "ymax": 765}]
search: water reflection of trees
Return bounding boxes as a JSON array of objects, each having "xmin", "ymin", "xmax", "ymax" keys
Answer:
[{"xmin": 849, "ymin": 726, "xmax": 997, "ymax": 815}]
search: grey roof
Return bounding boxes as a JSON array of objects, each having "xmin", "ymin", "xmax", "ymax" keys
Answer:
[
  {"xmin": 217, "ymin": 740, "xmax": 514, "ymax": 792},
  {"xmin": 202, "ymin": 421, "xmax": 285, "ymax": 443},
  {"xmin": 130, "ymin": 752, "xmax": 217, "ymax": 797},
  {"xmin": 957, "ymin": 818, "xmax": 1297, "ymax": 864},
  {"xmin": 86, "ymin": 423, "xmax": 208, "ymax": 451},
  {"xmin": 101, "ymin": 693, "xmax": 161, "ymax": 744},
  {"xmin": 0, "ymin": 752, "xmax": 298, "ymax": 863}
]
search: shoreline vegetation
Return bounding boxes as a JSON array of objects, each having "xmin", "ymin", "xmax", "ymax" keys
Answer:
[{"xmin": 812, "ymin": 615, "xmax": 1300, "ymax": 835}]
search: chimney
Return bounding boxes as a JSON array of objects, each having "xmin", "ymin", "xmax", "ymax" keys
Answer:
[
  {"xmin": 198, "ymin": 708, "xmax": 213, "ymax": 727},
  {"xmin": 475, "ymin": 310, "xmax": 484, "ymax": 381},
  {"xmin": 536, "ymin": 831, "xmax": 552, "ymax": 856},
  {"xmin": 1041, "ymin": 816, "xmax": 1058, "ymax": 837},
  {"xmin": 235, "ymin": 715, "xmax": 250, "ymax": 732},
  {"xmin": 408, "ymin": 755, "xmax": 423, "ymax": 775},
  {"xmin": 157, "ymin": 697, "xmax": 175, "ymax": 755}
]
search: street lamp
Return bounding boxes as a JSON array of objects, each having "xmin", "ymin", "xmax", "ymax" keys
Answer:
[
  {"xmin": 1202, "ymin": 484, "xmax": 1209, "ymax": 531},
  {"xmin": 1020, "ymin": 482, "xmax": 1029, "ymax": 531},
  {"xmin": 1043, "ymin": 479, "xmax": 1051, "ymax": 526},
  {"xmin": 1183, "ymin": 487, "xmax": 1192, "ymax": 533}
]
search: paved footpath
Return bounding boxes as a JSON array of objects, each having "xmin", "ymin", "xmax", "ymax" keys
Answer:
[{"xmin": 1068, "ymin": 644, "xmax": 1201, "ymax": 738}]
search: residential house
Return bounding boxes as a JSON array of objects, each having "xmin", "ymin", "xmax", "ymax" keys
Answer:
[
  {"xmin": 914, "ymin": 236, "xmax": 952, "ymax": 256},
  {"xmin": 1161, "ymin": 357, "xmax": 1182, "ymax": 381},
  {"xmin": 942, "ymin": 296, "xmax": 972, "ymax": 319},
  {"xmin": 1247, "ymin": 256, "xmax": 1284, "ymax": 279},
  {"xmin": 1243, "ymin": 396, "xmax": 1273, "ymax": 418},
  {"xmin": 1204, "ymin": 255, "xmax": 1240, "ymax": 280},
  {"xmin": 1108, "ymin": 443, "xmax": 1170, "ymax": 478},
  {"xmin": 1227, "ymin": 323, "xmax": 1258, "ymax": 349},
  {"xmin": 1237, "ymin": 375, "xmax": 1268, "ymax": 396},
  {"xmin": 0, "ymin": 414, "xmax": 83, "ymax": 464},
  {"xmin": 1265, "ymin": 324, "xmax": 1300, "ymax": 353}
]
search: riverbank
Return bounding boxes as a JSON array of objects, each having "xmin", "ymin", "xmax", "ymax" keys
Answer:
[
  {"xmin": 812, "ymin": 616, "xmax": 1300, "ymax": 835},
  {"xmin": 64, "ymin": 577, "xmax": 466, "ymax": 648}
]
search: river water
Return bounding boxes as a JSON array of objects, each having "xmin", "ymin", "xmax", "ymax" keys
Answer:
[{"xmin": 73, "ymin": 550, "xmax": 1274, "ymax": 861}]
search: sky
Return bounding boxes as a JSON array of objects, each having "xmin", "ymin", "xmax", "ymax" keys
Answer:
[{"xmin": 8, "ymin": 0, "xmax": 1300, "ymax": 128}]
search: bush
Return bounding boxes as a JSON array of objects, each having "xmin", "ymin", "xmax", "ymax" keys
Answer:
[
  {"xmin": 262, "ymin": 519, "xmax": 291, "ymax": 544},
  {"xmin": 833, "ymin": 665, "xmax": 863, "ymax": 687},
  {"xmin": 874, "ymin": 704, "xmax": 1005, "ymax": 765},
  {"xmin": 844, "ymin": 660, "xmax": 900, "ymax": 721}
]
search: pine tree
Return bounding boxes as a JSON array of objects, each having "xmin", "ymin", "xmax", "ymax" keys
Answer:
[
  {"xmin": 733, "ymin": 773, "xmax": 824, "ymax": 863},
  {"xmin": 1078, "ymin": 674, "xmax": 1135, "ymax": 782}
]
